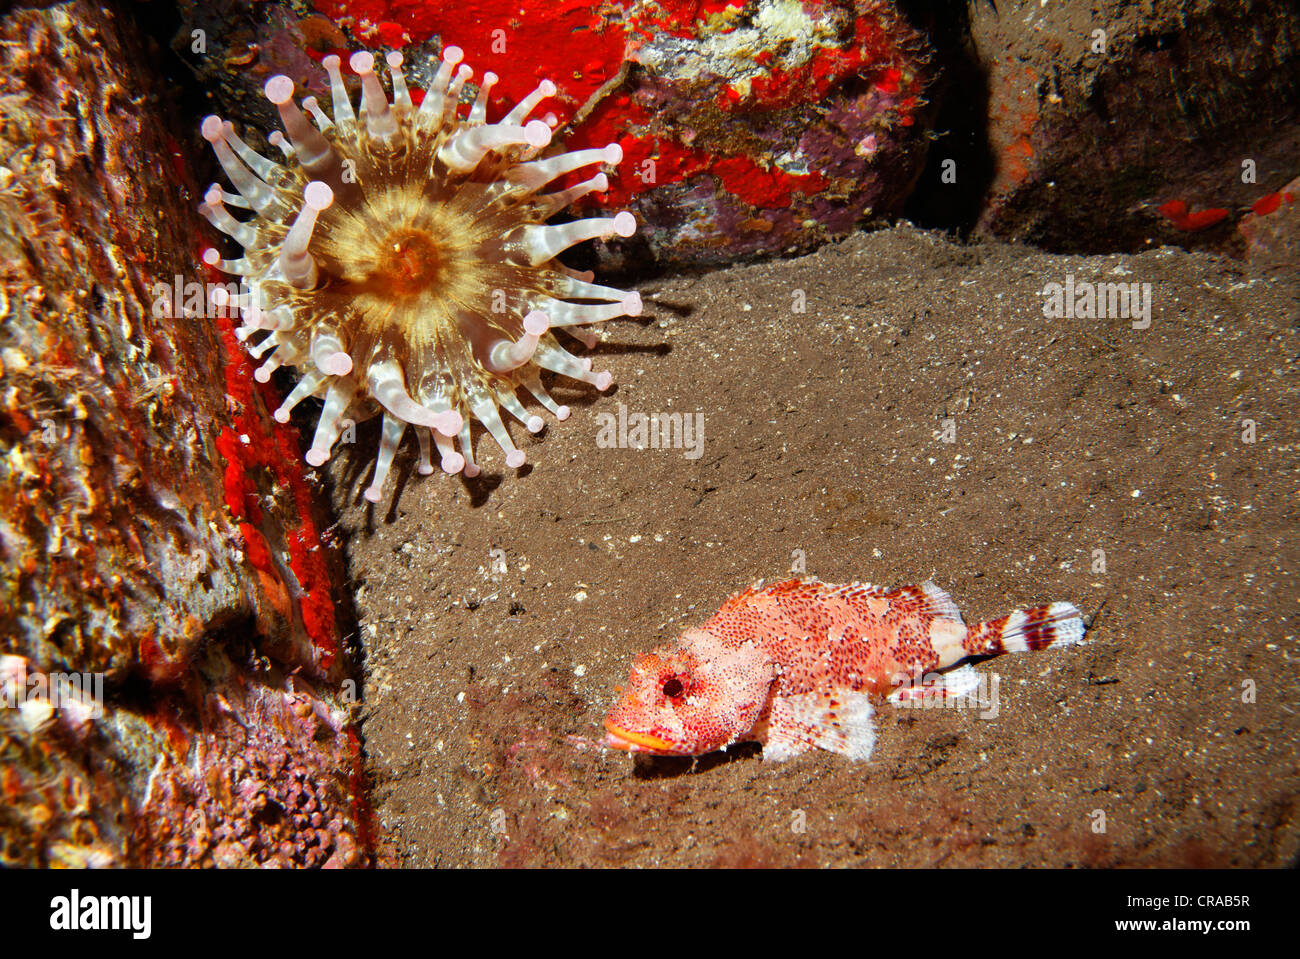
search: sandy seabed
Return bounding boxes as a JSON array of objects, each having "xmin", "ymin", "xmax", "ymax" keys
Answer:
[{"xmin": 330, "ymin": 225, "xmax": 1299, "ymax": 867}]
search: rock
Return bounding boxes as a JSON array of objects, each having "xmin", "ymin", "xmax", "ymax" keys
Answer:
[
  {"xmin": 943, "ymin": 0, "xmax": 1300, "ymax": 251},
  {"xmin": 565, "ymin": 0, "xmax": 935, "ymax": 269},
  {"xmin": 0, "ymin": 0, "xmax": 366, "ymax": 867},
  {"xmin": 175, "ymin": 0, "xmax": 935, "ymax": 268},
  {"xmin": 1238, "ymin": 175, "xmax": 1300, "ymax": 273}
]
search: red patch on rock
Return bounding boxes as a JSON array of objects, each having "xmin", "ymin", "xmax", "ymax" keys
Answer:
[
  {"xmin": 1158, "ymin": 200, "xmax": 1230, "ymax": 231},
  {"xmin": 305, "ymin": 0, "xmax": 932, "ymax": 265},
  {"xmin": 203, "ymin": 257, "xmax": 342, "ymax": 678},
  {"xmin": 313, "ymin": 0, "xmax": 628, "ymax": 119},
  {"xmin": 1251, "ymin": 192, "xmax": 1283, "ymax": 217}
]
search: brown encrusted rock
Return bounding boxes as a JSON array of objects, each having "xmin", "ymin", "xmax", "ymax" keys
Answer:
[
  {"xmin": 1238, "ymin": 175, "xmax": 1300, "ymax": 273},
  {"xmin": 131, "ymin": 646, "xmax": 368, "ymax": 869},
  {"xmin": 947, "ymin": 0, "xmax": 1300, "ymax": 251},
  {"xmin": 2, "ymin": 3, "xmax": 259, "ymax": 685},
  {"xmin": 0, "ymin": 1, "xmax": 367, "ymax": 867}
]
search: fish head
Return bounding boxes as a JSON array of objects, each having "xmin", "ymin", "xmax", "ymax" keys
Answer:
[{"xmin": 602, "ymin": 630, "xmax": 774, "ymax": 756}]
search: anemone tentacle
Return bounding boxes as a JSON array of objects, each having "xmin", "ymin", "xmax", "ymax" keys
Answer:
[{"xmin": 200, "ymin": 45, "xmax": 637, "ymax": 501}]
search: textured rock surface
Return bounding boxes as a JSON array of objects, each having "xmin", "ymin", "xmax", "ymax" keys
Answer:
[
  {"xmin": 174, "ymin": 0, "xmax": 935, "ymax": 269},
  {"xmin": 1238, "ymin": 175, "xmax": 1299, "ymax": 273},
  {"xmin": 0, "ymin": 1, "xmax": 366, "ymax": 867},
  {"xmin": 171, "ymin": 0, "xmax": 1300, "ymax": 262},
  {"xmin": 562, "ymin": 0, "xmax": 934, "ymax": 269},
  {"xmin": 946, "ymin": 0, "xmax": 1300, "ymax": 252}
]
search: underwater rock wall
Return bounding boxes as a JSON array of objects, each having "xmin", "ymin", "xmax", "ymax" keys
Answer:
[
  {"xmin": 176, "ymin": 0, "xmax": 1299, "ymax": 266},
  {"xmin": 959, "ymin": 0, "xmax": 1300, "ymax": 251},
  {"xmin": 0, "ymin": 1, "xmax": 367, "ymax": 866}
]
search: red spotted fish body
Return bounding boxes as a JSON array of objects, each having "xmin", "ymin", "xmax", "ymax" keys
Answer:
[{"xmin": 602, "ymin": 577, "xmax": 1085, "ymax": 762}]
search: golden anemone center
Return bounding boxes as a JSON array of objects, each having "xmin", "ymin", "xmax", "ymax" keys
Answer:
[{"xmin": 377, "ymin": 229, "xmax": 446, "ymax": 298}]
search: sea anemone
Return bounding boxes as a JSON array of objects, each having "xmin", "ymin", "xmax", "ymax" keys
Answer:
[{"xmin": 199, "ymin": 47, "xmax": 641, "ymax": 502}]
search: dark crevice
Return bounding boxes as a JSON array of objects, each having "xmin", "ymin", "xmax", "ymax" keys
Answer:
[{"xmin": 897, "ymin": 0, "xmax": 995, "ymax": 238}]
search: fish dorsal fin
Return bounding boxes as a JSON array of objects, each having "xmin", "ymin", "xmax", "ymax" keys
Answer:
[
  {"xmin": 760, "ymin": 689, "xmax": 876, "ymax": 762},
  {"xmin": 888, "ymin": 580, "xmax": 964, "ymax": 623},
  {"xmin": 720, "ymin": 576, "xmax": 826, "ymax": 612},
  {"xmin": 727, "ymin": 578, "xmax": 963, "ymax": 627},
  {"xmin": 827, "ymin": 580, "xmax": 889, "ymax": 601},
  {"xmin": 718, "ymin": 580, "xmax": 771, "ymax": 612},
  {"xmin": 919, "ymin": 580, "xmax": 964, "ymax": 621}
]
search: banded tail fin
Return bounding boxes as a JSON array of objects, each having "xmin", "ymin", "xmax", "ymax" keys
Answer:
[{"xmin": 967, "ymin": 601, "xmax": 1085, "ymax": 656}]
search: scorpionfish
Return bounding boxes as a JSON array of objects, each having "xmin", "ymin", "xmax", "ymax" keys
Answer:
[{"xmin": 603, "ymin": 577, "xmax": 1085, "ymax": 762}]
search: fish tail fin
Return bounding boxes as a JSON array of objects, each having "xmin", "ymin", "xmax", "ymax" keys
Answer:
[{"xmin": 968, "ymin": 601, "xmax": 1085, "ymax": 656}]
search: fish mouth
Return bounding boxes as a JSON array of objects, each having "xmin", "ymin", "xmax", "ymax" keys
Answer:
[{"xmin": 601, "ymin": 719, "xmax": 684, "ymax": 755}]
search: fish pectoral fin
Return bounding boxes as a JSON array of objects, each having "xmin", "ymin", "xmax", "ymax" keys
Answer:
[
  {"xmin": 887, "ymin": 662, "xmax": 982, "ymax": 706},
  {"xmin": 755, "ymin": 725, "xmax": 815, "ymax": 762},
  {"xmin": 757, "ymin": 689, "xmax": 876, "ymax": 762}
]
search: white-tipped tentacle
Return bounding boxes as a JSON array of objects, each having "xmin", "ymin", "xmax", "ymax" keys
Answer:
[
  {"xmin": 510, "ymin": 143, "xmax": 622, "ymax": 193},
  {"xmin": 549, "ymin": 274, "xmax": 638, "ymax": 304},
  {"xmin": 534, "ymin": 339, "xmax": 613, "ymax": 391},
  {"xmin": 515, "ymin": 211, "xmax": 636, "ymax": 265},
  {"xmin": 351, "ymin": 52, "xmax": 398, "ymax": 140},
  {"xmin": 535, "ymin": 173, "xmax": 609, "ymax": 217},
  {"xmin": 485, "ymin": 311, "xmax": 549, "ymax": 373},
  {"xmin": 278, "ymin": 181, "xmax": 333, "ymax": 289},
  {"xmin": 367, "ymin": 360, "xmax": 461, "ymax": 437},
  {"xmin": 456, "ymin": 419, "xmax": 480, "ymax": 478},
  {"xmin": 202, "ymin": 246, "xmax": 252, "ymax": 275},
  {"xmin": 201, "ymin": 116, "xmax": 280, "ymax": 215},
  {"xmin": 363, "ymin": 413, "xmax": 407, "ymax": 503},
  {"xmin": 386, "ymin": 51, "xmax": 413, "ymax": 113},
  {"xmin": 469, "ymin": 392, "xmax": 526, "ymax": 469},
  {"xmin": 264, "ymin": 75, "xmax": 336, "ymax": 177},
  {"xmin": 441, "ymin": 121, "xmax": 551, "ymax": 174},
  {"xmin": 431, "ymin": 429, "xmax": 465, "ymax": 474},
  {"xmin": 537, "ymin": 296, "xmax": 640, "ymax": 329},
  {"xmin": 305, "ymin": 379, "xmax": 359, "ymax": 467},
  {"xmin": 468, "ymin": 71, "xmax": 498, "ymax": 124},
  {"xmin": 198, "ymin": 186, "xmax": 256, "ymax": 246},
  {"xmin": 521, "ymin": 371, "xmax": 571, "ymax": 422},
  {"xmin": 502, "ymin": 79, "xmax": 556, "ymax": 126},
  {"xmin": 206, "ymin": 183, "xmax": 251, "ymax": 209},
  {"xmin": 495, "ymin": 389, "xmax": 545, "ymax": 434},
  {"xmin": 302, "ymin": 96, "xmax": 334, "ymax": 132},
  {"xmin": 320, "ymin": 55, "xmax": 357, "ymax": 130},
  {"xmin": 220, "ymin": 120, "xmax": 285, "ymax": 185},
  {"xmin": 273, "ymin": 369, "xmax": 329, "ymax": 423},
  {"xmin": 310, "ymin": 328, "xmax": 353, "ymax": 376},
  {"xmin": 441, "ymin": 65, "xmax": 473, "ymax": 126},
  {"xmin": 416, "ymin": 46, "xmax": 464, "ymax": 126},
  {"xmin": 268, "ymin": 131, "xmax": 294, "ymax": 159}
]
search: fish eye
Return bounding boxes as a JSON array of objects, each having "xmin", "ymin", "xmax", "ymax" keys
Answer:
[{"xmin": 661, "ymin": 677, "xmax": 685, "ymax": 699}]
